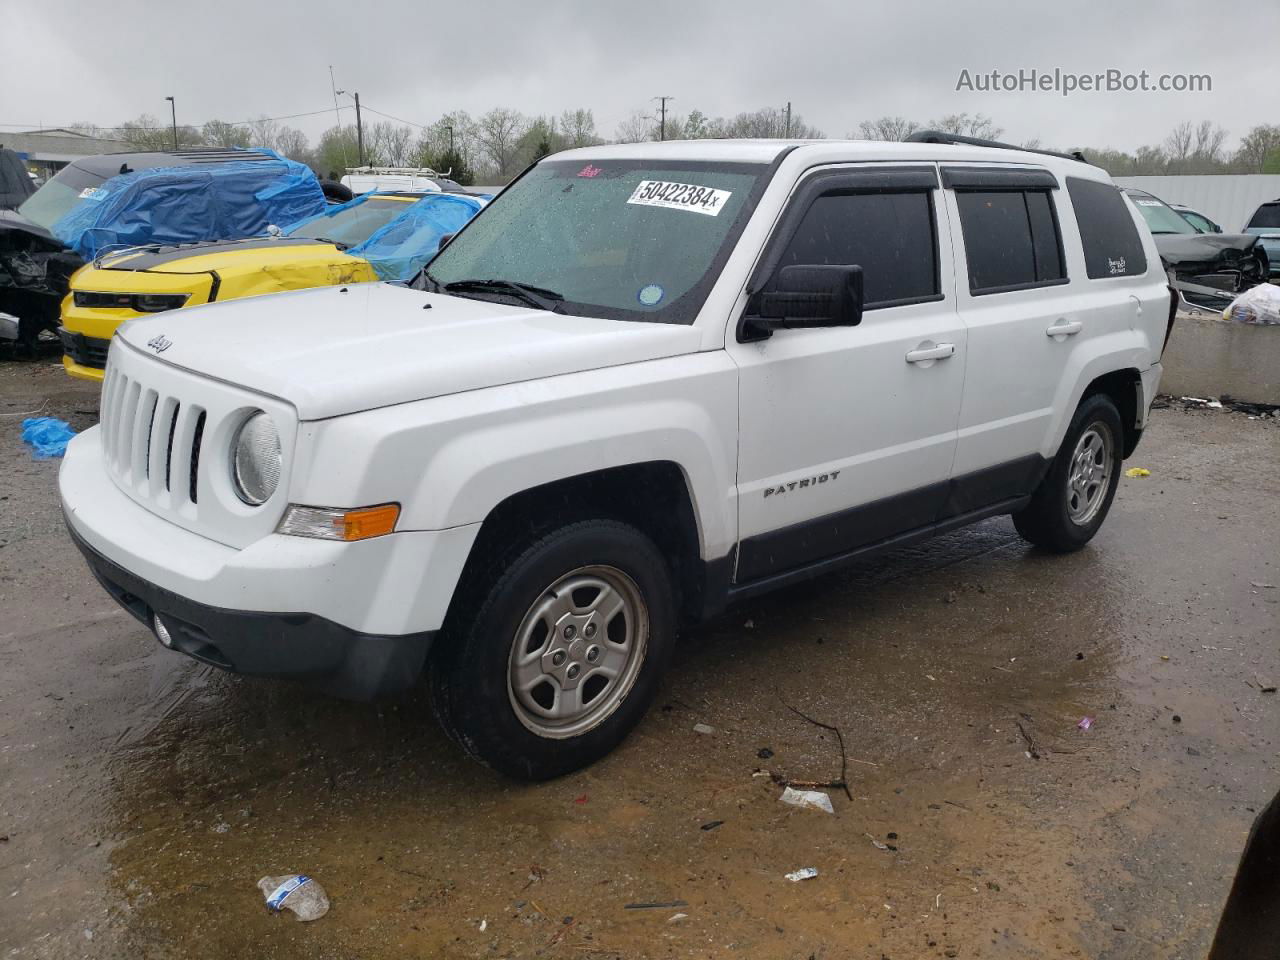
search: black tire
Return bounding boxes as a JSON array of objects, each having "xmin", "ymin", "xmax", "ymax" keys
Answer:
[
  {"xmin": 1013, "ymin": 393, "xmax": 1124, "ymax": 553},
  {"xmin": 429, "ymin": 519, "xmax": 676, "ymax": 780},
  {"xmin": 319, "ymin": 180, "xmax": 353, "ymax": 204}
]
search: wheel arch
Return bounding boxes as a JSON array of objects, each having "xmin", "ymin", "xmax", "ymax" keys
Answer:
[
  {"xmin": 1081, "ymin": 367, "xmax": 1143, "ymax": 458},
  {"xmin": 443, "ymin": 461, "xmax": 716, "ymax": 630}
]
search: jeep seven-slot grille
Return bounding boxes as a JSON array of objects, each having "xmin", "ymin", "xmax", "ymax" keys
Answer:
[{"xmin": 100, "ymin": 364, "xmax": 206, "ymax": 509}]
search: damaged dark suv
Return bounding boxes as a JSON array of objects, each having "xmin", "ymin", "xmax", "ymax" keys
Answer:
[
  {"xmin": 0, "ymin": 148, "xmax": 287, "ymax": 351},
  {"xmin": 1121, "ymin": 187, "xmax": 1270, "ymax": 311}
]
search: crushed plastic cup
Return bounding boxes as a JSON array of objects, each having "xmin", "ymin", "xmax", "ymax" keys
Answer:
[
  {"xmin": 785, "ymin": 867, "xmax": 818, "ymax": 882},
  {"xmin": 258, "ymin": 874, "xmax": 330, "ymax": 921},
  {"xmin": 779, "ymin": 786, "xmax": 834, "ymax": 814}
]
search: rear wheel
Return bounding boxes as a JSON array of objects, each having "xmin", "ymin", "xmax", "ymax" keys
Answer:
[
  {"xmin": 1013, "ymin": 393, "xmax": 1123, "ymax": 552},
  {"xmin": 430, "ymin": 519, "xmax": 676, "ymax": 780}
]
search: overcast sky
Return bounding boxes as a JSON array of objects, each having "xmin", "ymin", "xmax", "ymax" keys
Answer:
[{"xmin": 6, "ymin": 0, "xmax": 1275, "ymax": 152}]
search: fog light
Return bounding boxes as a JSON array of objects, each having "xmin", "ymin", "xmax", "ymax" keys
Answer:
[{"xmin": 154, "ymin": 615, "xmax": 174, "ymax": 648}]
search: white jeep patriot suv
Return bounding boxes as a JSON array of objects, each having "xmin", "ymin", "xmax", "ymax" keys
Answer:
[{"xmin": 60, "ymin": 137, "xmax": 1173, "ymax": 779}]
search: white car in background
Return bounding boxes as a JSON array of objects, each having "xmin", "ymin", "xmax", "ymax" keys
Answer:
[{"xmin": 340, "ymin": 166, "xmax": 469, "ymax": 195}]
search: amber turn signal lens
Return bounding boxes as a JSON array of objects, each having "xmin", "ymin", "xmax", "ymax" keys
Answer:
[
  {"xmin": 338, "ymin": 504, "xmax": 400, "ymax": 541},
  {"xmin": 277, "ymin": 503, "xmax": 400, "ymax": 541}
]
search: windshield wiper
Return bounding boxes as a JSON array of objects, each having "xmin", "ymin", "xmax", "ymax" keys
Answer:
[{"xmin": 443, "ymin": 278, "xmax": 565, "ymax": 312}]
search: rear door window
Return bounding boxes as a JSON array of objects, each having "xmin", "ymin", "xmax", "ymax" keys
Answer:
[
  {"xmin": 955, "ymin": 190, "xmax": 1066, "ymax": 293},
  {"xmin": 779, "ymin": 191, "xmax": 939, "ymax": 308},
  {"xmin": 1066, "ymin": 178, "xmax": 1149, "ymax": 279}
]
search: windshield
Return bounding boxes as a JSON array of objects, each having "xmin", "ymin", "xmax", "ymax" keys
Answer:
[
  {"xmin": 1247, "ymin": 203, "xmax": 1280, "ymax": 230},
  {"xmin": 425, "ymin": 158, "xmax": 767, "ymax": 324},
  {"xmin": 1127, "ymin": 193, "xmax": 1196, "ymax": 235},
  {"xmin": 286, "ymin": 196, "xmax": 416, "ymax": 246},
  {"xmin": 1177, "ymin": 210, "xmax": 1215, "ymax": 233},
  {"xmin": 17, "ymin": 163, "xmax": 106, "ymax": 231}
]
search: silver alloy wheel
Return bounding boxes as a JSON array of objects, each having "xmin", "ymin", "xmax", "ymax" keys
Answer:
[
  {"xmin": 1066, "ymin": 422, "xmax": 1114, "ymax": 526},
  {"xmin": 507, "ymin": 564, "xmax": 649, "ymax": 739}
]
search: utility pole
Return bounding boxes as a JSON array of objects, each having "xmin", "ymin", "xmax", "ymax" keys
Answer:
[
  {"xmin": 445, "ymin": 123, "xmax": 455, "ymax": 155},
  {"xmin": 337, "ymin": 89, "xmax": 365, "ymax": 166},
  {"xmin": 785, "ymin": 101, "xmax": 792, "ymax": 138},
  {"xmin": 353, "ymin": 92, "xmax": 364, "ymax": 167},
  {"xmin": 653, "ymin": 95, "xmax": 674, "ymax": 141},
  {"xmin": 164, "ymin": 96, "xmax": 177, "ymax": 149}
]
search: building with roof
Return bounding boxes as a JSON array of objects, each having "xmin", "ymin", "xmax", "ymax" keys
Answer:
[{"xmin": 0, "ymin": 128, "xmax": 130, "ymax": 180}]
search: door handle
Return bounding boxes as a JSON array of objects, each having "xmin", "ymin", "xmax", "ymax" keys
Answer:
[
  {"xmin": 1046, "ymin": 319, "xmax": 1083, "ymax": 339},
  {"xmin": 905, "ymin": 342, "xmax": 956, "ymax": 364}
]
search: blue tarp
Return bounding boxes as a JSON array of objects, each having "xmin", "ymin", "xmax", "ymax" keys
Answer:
[
  {"xmin": 22, "ymin": 417, "xmax": 76, "ymax": 459},
  {"xmin": 346, "ymin": 193, "xmax": 487, "ymax": 281},
  {"xmin": 51, "ymin": 150, "xmax": 326, "ymax": 259}
]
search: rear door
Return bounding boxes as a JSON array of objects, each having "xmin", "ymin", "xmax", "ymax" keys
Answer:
[
  {"xmin": 943, "ymin": 166, "xmax": 1094, "ymax": 507},
  {"xmin": 729, "ymin": 164, "xmax": 967, "ymax": 582}
]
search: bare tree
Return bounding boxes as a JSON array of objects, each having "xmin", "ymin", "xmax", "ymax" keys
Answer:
[
  {"xmin": 274, "ymin": 127, "xmax": 310, "ymax": 162},
  {"xmin": 1191, "ymin": 120, "xmax": 1227, "ymax": 164},
  {"xmin": 119, "ymin": 114, "xmax": 201, "ymax": 150},
  {"xmin": 855, "ymin": 116, "xmax": 920, "ymax": 141},
  {"xmin": 615, "ymin": 111, "xmax": 657, "ymax": 144},
  {"xmin": 929, "ymin": 113, "xmax": 1003, "ymax": 139},
  {"xmin": 202, "ymin": 119, "xmax": 251, "ymax": 148},
  {"xmin": 1164, "ymin": 121, "xmax": 1194, "ymax": 166},
  {"xmin": 475, "ymin": 108, "xmax": 527, "ymax": 177},
  {"xmin": 247, "ymin": 116, "xmax": 282, "ymax": 151},
  {"xmin": 367, "ymin": 122, "xmax": 414, "ymax": 167},
  {"xmin": 558, "ymin": 109, "xmax": 600, "ymax": 148}
]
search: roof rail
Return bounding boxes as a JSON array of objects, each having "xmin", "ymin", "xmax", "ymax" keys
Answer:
[
  {"xmin": 344, "ymin": 165, "xmax": 443, "ymax": 177},
  {"xmin": 905, "ymin": 130, "xmax": 1088, "ymax": 165}
]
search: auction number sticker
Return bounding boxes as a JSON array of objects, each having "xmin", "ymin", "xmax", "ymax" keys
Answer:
[
  {"xmin": 1134, "ymin": 199, "xmax": 1162, "ymax": 206},
  {"xmin": 627, "ymin": 180, "xmax": 731, "ymax": 216}
]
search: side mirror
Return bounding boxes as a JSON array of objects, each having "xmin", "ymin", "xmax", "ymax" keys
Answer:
[{"xmin": 742, "ymin": 264, "xmax": 863, "ymax": 340}]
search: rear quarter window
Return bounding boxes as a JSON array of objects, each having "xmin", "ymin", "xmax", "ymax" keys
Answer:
[
  {"xmin": 1247, "ymin": 203, "xmax": 1280, "ymax": 229},
  {"xmin": 1067, "ymin": 178, "xmax": 1148, "ymax": 278}
]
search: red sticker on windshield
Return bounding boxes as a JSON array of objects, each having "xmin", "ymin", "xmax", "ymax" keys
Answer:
[{"xmin": 577, "ymin": 164, "xmax": 603, "ymax": 178}]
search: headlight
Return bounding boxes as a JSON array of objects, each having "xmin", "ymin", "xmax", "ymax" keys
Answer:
[
  {"xmin": 133, "ymin": 293, "xmax": 190, "ymax": 313},
  {"xmin": 231, "ymin": 412, "xmax": 282, "ymax": 505},
  {"xmin": 72, "ymin": 291, "xmax": 191, "ymax": 311}
]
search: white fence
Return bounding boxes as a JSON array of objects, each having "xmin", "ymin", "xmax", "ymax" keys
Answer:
[{"xmin": 1112, "ymin": 175, "xmax": 1280, "ymax": 233}]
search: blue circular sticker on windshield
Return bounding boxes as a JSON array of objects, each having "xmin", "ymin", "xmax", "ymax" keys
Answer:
[{"xmin": 638, "ymin": 284, "xmax": 665, "ymax": 306}]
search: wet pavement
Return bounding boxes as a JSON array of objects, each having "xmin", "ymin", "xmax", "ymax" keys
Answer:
[{"xmin": 1, "ymin": 356, "xmax": 1277, "ymax": 959}]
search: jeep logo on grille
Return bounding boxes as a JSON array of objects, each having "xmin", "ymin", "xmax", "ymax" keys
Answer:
[{"xmin": 146, "ymin": 335, "xmax": 172, "ymax": 354}]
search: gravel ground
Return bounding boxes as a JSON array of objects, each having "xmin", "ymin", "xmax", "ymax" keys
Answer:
[{"xmin": 1, "ymin": 356, "xmax": 1277, "ymax": 959}]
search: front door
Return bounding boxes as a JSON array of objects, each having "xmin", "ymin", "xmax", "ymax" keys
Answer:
[{"xmin": 729, "ymin": 165, "xmax": 966, "ymax": 583}]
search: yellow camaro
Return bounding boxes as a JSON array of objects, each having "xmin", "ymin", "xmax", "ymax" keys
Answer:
[{"xmin": 59, "ymin": 193, "xmax": 424, "ymax": 381}]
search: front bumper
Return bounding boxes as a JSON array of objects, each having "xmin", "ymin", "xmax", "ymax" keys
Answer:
[
  {"xmin": 68, "ymin": 522, "xmax": 434, "ymax": 699},
  {"xmin": 60, "ymin": 426, "xmax": 481, "ymax": 699},
  {"xmin": 58, "ymin": 327, "xmax": 110, "ymax": 381}
]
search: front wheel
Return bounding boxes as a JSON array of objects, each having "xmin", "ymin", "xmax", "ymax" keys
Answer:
[
  {"xmin": 430, "ymin": 520, "xmax": 676, "ymax": 780},
  {"xmin": 1013, "ymin": 393, "xmax": 1124, "ymax": 552}
]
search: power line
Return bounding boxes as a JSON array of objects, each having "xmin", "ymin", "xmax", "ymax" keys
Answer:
[
  {"xmin": 0, "ymin": 106, "xmax": 349, "ymax": 134},
  {"xmin": 360, "ymin": 105, "xmax": 433, "ymax": 130}
]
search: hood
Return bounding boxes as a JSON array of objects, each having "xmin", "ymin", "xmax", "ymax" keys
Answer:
[
  {"xmin": 117, "ymin": 283, "xmax": 704, "ymax": 420},
  {"xmin": 1153, "ymin": 232, "xmax": 1262, "ymax": 268},
  {"xmin": 99, "ymin": 236, "xmax": 334, "ymax": 273},
  {"xmin": 0, "ymin": 208, "xmax": 63, "ymax": 251}
]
